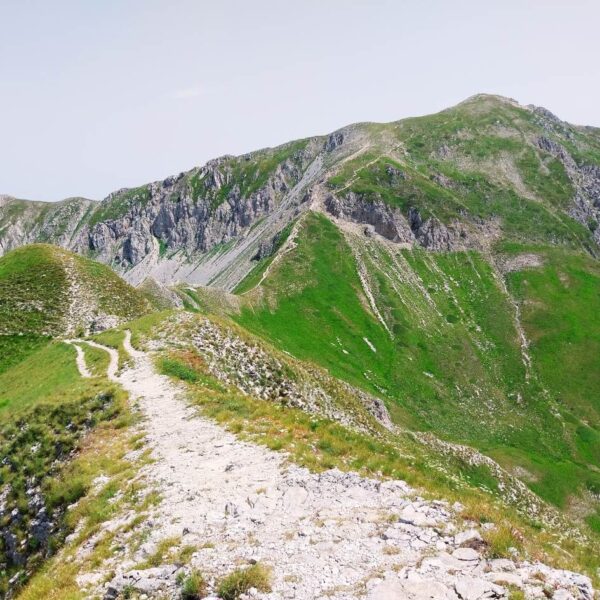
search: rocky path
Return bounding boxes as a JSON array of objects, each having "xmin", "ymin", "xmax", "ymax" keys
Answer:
[
  {"xmin": 64, "ymin": 338, "xmax": 119, "ymax": 380},
  {"xmin": 64, "ymin": 340, "xmax": 92, "ymax": 378},
  {"xmin": 71, "ymin": 335, "xmax": 592, "ymax": 600}
]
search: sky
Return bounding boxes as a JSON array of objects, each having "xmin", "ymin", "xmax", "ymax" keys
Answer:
[{"xmin": 1, "ymin": 0, "xmax": 599, "ymax": 201}]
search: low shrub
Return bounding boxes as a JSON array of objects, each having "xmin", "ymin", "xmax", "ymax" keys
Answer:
[{"xmin": 217, "ymin": 563, "xmax": 272, "ymax": 600}]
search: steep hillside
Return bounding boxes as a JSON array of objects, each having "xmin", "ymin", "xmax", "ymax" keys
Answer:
[
  {"xmin": 0, "ymin": 195, "xmax": 94, "ymax": 253},
  {"xmin": 16, "ymin": 316, "xmax": 598, "ymax": 600},
  {"xmin": 0, "ymin": 333, "xmax": 132, "ymax": 597},
  {"xmin": 0, "ymin": 246, "xmax": 149, "ymax": 596},
  {"xmin": 0, "ymin": 244, "xmax": 150, "ymax": 338},
  {"xmin": 1, "ymin": 94, "xmax": 599, "ymax": 289},
  {"xmin": 231, "ymin": 211, "xmax": 600, "ymax": 534}
]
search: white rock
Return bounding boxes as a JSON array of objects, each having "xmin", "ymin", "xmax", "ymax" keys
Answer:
[
  {"xmin": 552, "ymin": 590, "xmax": 575, "ymax": 600},
  {"xmin": 488, "ymin": 559, "xmax": 516, "ymax": 572},
  {"xmin": 455, "ymin": 576, "xmax": 504, "ymax": 600},
  {"xmin": 487, "ymin": 572, "xmax": 522, "ymax": 587},
  {"xmin": 454, "ymin": 528, "xmax": 483, "ymax": 546},
  {"xmin": 452, "ymin": 547, "xmax": 481, "ymax": 562}
]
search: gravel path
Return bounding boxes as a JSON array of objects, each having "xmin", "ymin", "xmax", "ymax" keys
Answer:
[
  {"xmin": 83, "ymin": 338, "xmax": 119, "ymax": 381},
  {"xmin": 64, "ymin": 340, "xmax": 92, "ymax": 378},
  {"xmin": 70, "ymin": 333, "xmax": 593, "ymax": 600}
]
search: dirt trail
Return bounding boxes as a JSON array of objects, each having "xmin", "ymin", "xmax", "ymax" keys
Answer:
[
  {"xmin": 64, "ymin": 340, "xmax": 92, "ymax": 378},
  {"xmin": 64, "ymin": 338, "xmax": 119, "ymax": 381},
  {"xmin": 84, "ymin": 339, "xmax": 119, "ymax": 381},
  {"xmin": 68, "ymin": 333, "xmax": 593, "ymax": 600}
]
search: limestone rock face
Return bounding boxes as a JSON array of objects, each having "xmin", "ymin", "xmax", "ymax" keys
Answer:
[
  {"xmin": 326, "ymin": 193, "xmax": 415, "ymax": 244},
  {"xmin": 535, "ymin": 135, "xmax": 600, "ymax": 244},
  {"xmin": 325, "ymin": 193, "xmax": 481, "ymax": 251}
]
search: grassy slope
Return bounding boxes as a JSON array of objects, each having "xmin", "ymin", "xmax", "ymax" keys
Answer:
[
  {"xmin": 0, "ymin": 245, "xmax": 151, "ymax": 593},
  {"xmin": 0, "ymin": 244, "xmax": 149, "ymax": 337},
  {"xmin": 0, "ymin": 342, "xmax": 108, "ymax": 416},
  {"xmin": 237, "ymin": 213, "xmax": 395, "ymax": 402},
  {"xmin": 0, "ymin": 245, "xmax": 69, "ymax": 336},
  {"xmin": 505, "ymin": 248, "xmax": 600, "ymax": 527},
  {"xmin": 73, "ymin": 250, "xmax": 150, "ymax": 320},
  {"xmin": 0, "ymin": 336, "xmax": 132, "ymax": 595},
  {"xmin": 235, "ymin": 213, "xmax": 600, "ymax": 524}
]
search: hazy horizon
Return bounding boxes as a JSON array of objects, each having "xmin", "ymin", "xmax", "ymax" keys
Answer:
[{"xmin": 1, "ymin": 0, "xmax": 599, "ymax": 202}]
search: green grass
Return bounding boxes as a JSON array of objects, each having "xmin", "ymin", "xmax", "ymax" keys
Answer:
[
  {"xmin": 506, "ymin": 249, "xmax": 600, "ymax": 423},
  {"xmin": 0, "ymin": 335, "xmax": 49, "ymax": 375},
  {"xmin": 126, "ymin": 310, "xmax": 173, "ymax": 349},
  {"xmin": 0, "ymin": 244, "xmax": 150, "ymax": 337},
  {"xmin": 160, "ymin": 356, "xmax": 202, "ymax": 383},
  {"xmin": 18, "ymin": 404, "xmax": 141, "ymax": 600},
  {"xmin": 0, "ymin": 337, "xmax": 130, "ymax": 594},
  {"xmin": 158, "ymin": 237, "xmax": 168, "ymax": 257},
  {"xmin": 91, "ymin": 328, "xmax": 128, "ymax": 368},
  {"xmin": 237, "ymin": 214, "xmax": 395, "ymax": 397},
  {"xmin": 0, "ymin": 341, "xmax": 110, "ymax": 417},
  {"xmin": 134, "ymin": 536, "xmax": 180, "ymax": 569},
  {"xmin": 504, "ymin": 248, "xmax": 600, "ymax": 506},
  {"xmin": 0, "ymin": 245, "xmax": 69, "ymax": 335},
  {"xmin": 80, "ymin": 342, "xmax": 111, "ymax": 376},
  {"xmin": 217, "ymin": 564, "xmax": 272, "ymax": 600},
  {"xmin": 233, "ymin": 213, "xmax": 600, "ymax": 515},
  {"xmin": 180, "ymin": 569, "xmax": 207, "ymax": 599}
]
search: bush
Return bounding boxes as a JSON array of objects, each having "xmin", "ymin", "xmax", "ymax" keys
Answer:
[
  {"xmin": 217, "ymin": 564, "xmax": 272, "ymax": 600},
  {"xmin": 181, "ymin": 569, "xmax": 207, "ymax": 599}
]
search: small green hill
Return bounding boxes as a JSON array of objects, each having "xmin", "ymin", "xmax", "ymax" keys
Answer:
[{"xmin": 0, "ymin": 244, "xmax": 150, "ymax": 339}]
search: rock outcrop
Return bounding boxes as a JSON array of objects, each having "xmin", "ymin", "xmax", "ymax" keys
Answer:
[{"xmin": 535, "ymin": 136, "xmax": 600, "ymax": 245}]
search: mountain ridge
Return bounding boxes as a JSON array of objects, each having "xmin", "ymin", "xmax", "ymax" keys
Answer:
[{"xmin": 2, "ymin": 93, "xmax": 599, "ymax": 291}]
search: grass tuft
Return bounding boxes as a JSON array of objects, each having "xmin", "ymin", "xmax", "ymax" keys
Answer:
[
  {"xmin": 217, "ymin": 563, "xmax": 272, "ymax": 600},
  {"xmin": 181, "ymin": 569, "xmax": 207, "ymax": 599}
]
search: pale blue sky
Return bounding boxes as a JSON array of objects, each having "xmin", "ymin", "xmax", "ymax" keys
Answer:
[{"xmin": 1, "ymin": 0, "xmax": 598, "ymax": 201}]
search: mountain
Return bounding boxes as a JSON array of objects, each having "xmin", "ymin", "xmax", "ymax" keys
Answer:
[
  {"xmin": 1, "ymin": 94, "xmax": 599, "ymax": 290},
  {"xmin": 2, "ymin": 94, "xmax": 600, "ymax": 598},
  {"xmin": 1, "ymin": 94, "xmax": 599, "ymax": 527}
]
